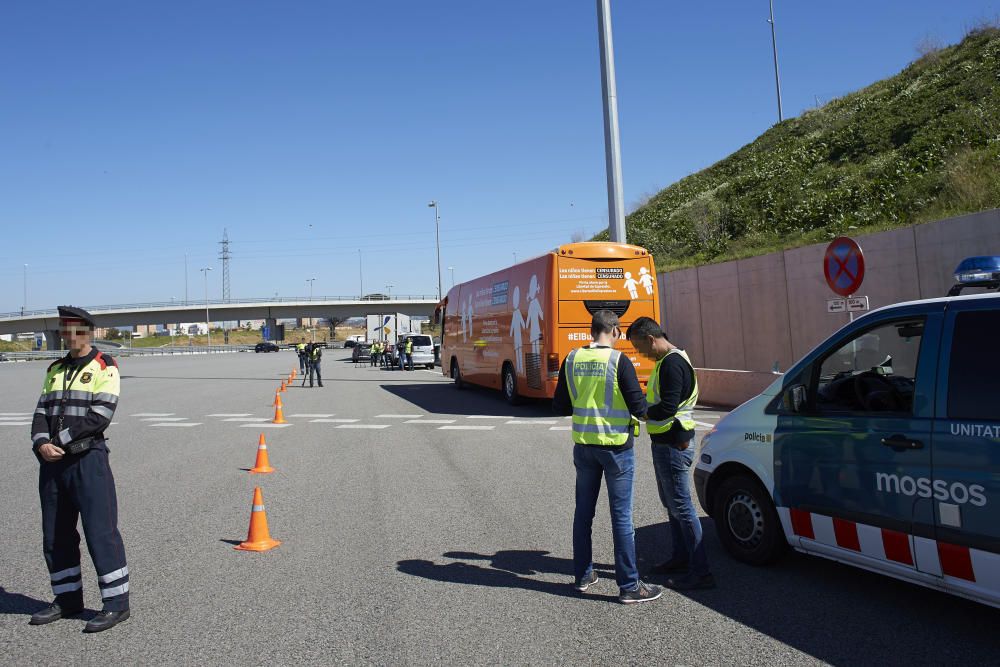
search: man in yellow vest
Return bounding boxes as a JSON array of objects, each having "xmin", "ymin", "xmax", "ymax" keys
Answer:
[
  {"xmin": 627, "ymin": 316, "xmax": 714, "ymax": 591},
  {"xmin": 552, "ymin": 310, "xmax": 661, "ymax": 604}
]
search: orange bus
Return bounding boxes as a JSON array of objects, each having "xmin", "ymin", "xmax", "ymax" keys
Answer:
[{"xmin": 436, "ymin": 242, "xmax": 659, "ymax": 403}]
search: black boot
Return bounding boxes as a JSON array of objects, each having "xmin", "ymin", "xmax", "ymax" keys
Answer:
[
  {"xmin": 83, "ymin": 609, "xmax": 130, "ymax": 633},
  {"xmin": 29, "ymin": 601, "xmax": 84, "ymax": 625}
]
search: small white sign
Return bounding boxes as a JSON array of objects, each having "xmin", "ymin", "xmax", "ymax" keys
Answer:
[
  {"xmin": 827, "ymin": 299, "xmax": 847, "ymax": 313},
  {"xmin": 847, "ymin": 296, "xmax": 870, "ymax": 312}
]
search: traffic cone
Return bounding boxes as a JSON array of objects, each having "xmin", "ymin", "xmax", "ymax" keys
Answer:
[
  {"xmin": 234, "ymin": 487, "xmax": 281, "ymax": 551},
  {"xmin": 272, "ymin": 402, "xmax": 287, "ymax": 424},
  {"xmin": 279, "ymin": 380, "xmax": 287, "ymax": 393},
  {"xmin": 287, "ymin": 372, "xmax": 293, "ymax": 385},
  {"xmin": 273, "ymin": 391, "xmax": 283, "ymax": 408},
  {"xmin": 290, "ymin": 369, "xmax": 296, "ymax": 381},
  {"xmin": 249, "ymin": 433, "xmax": 275, "ymax": 474}
]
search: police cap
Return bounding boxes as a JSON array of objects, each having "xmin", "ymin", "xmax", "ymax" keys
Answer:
[{"xmin": 57, "ymin": 305, "xmax": 96, "ymax": 328}]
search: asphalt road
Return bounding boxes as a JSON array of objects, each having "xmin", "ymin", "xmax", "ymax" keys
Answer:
[{"xmin": 1, "ymin": 350, "xmax": 997, "ymax": 665}]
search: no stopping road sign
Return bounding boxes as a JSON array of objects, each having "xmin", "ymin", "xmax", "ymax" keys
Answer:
[{"xmin": 824, "ymin": 237, "xmax": 865, "ymax": 297}]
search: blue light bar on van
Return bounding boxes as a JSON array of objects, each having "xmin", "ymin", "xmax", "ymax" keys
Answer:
[{"xmin": 953, "ymin": 256, "xmax": 1000, "ymax": 285}]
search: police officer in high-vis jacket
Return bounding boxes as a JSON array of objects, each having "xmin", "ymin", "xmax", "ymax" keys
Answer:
[
  {"xmin": 552, "ymin": 310, "xmax": 662, "ymax": 604},
  {"xmin": 627, "ymin": 316, "xmax": 714, "ymax": 591},
  {"xmin": 29, "ymin": 306, "xmax": 130, "ymax": 632}
]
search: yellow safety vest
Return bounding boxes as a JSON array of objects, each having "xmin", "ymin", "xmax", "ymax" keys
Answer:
[
  {"xmin": 646, "ymin": 348, "xmax": 699, "ymax": 434},
  {"xmin": 564, "ymin": 346, "xmax": 632, "ymax": 446},
  {"xmin": 405, "ymin": 340, "xmax": 413, "ymax": 353}
]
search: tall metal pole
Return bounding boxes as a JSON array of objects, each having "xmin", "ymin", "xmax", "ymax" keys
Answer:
[
  {"xmin": 768, "ymin": 0, "xmax": 784, "ymax": 123},
  {"xmin": 201, "ymin": 267, "xmax": 212, "ymax": 347},
  {"xmin": 429, "ymin": 201, "xmax": 442, "ymax": 300},
  {"xmin": 597, "ymin": 0, "xmax": 626, "ymax": 243}
]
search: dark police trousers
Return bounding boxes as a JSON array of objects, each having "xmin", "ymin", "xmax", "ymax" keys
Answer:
[
  {"xmin": 39, "ymin": 446, "xmax": 129, "ymax": 611},
  {"xmin": 307, "ymin": 360, "xmax": 322, "ymax": 387}
]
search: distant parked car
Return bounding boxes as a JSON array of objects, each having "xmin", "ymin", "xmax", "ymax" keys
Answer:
[
  {"xmin": 344, "ymin": 339, "xmax": 357, "ymax": 348},
  {"xmin": 352, "ymin": 343, "xmax": 372, "ymax": 364},
  {"xmin": 255, "ymin": 342, "xmax": 280, "ymax": 353}
]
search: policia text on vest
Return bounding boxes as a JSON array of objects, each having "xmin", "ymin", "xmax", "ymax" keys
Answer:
[
  {"xmin": 551, "ymin": 310, "xmax": 664, "ymax": 604},
  {"xmin": 28, "ymin": 306, "xmax": 131, "ymax": 632}
]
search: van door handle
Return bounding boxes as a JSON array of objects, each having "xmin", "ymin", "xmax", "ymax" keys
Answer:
[{"xmin": 881, "ymin": 434, "xmax": 924, "ymax": 451}]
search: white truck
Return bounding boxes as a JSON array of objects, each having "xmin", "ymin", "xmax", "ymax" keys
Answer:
[{"xmin": 366, "ymin": 313, "xmax": 412, "ymax": 344}]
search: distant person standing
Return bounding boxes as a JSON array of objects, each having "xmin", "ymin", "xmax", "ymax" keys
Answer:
[
  {"xmin": 29, "ymin": 306, "xmax": 131, "ymax": 632},
  {"xmin": 296, "ymin": 338, "xmax": 308, "ymax": 372},
  {"xmin": 404, "ymin": 337, "xmax": 414, "ymax": 371},
  {"xmin": 370, "ymin": 341, "xmax": 380, "ymax": 367}
]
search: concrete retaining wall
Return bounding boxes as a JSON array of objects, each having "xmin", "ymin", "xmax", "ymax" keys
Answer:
[
  {"xmin": 696, "ymin": 368, "xmax": 781, "ymax": 409},
  {"xmin": 659, "ymin": 210, "xmax": 1000, "ymax": 373}
]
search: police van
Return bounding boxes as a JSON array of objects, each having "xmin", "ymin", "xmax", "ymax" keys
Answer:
[{"xmin": 695, "ymin": 259, "xmax": 1000, "ymax": 608}]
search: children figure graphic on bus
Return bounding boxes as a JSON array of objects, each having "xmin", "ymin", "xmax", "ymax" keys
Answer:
[
  {"xmin": 509, "ymin": 285, "xmax": 526, "ymax": 373},
  {"xmin": 623, "ymin": 272, "xmax": 639, "ymax": 299},
  {"xmin": 526, "ymin": 274, "xmax": 543, "ymax": 355},
  {"xmin": 638, "ymin": 267, "xmax": 655, "ymax": 295}
]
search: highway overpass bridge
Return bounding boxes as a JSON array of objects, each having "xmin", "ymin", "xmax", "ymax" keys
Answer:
[{"xmin": 0, "ymin": 296, "xmax": 440, "ymax": 348}]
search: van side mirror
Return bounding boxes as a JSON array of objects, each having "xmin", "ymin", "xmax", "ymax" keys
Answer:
[{"xmin": 784, "ymin": 385, "xmax": 807, "ymax": 413}]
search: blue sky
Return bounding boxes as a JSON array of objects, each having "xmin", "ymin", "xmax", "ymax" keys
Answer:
[{"xmin": 2, "ymin": 0, "xmax": 997, "ymax": 312}]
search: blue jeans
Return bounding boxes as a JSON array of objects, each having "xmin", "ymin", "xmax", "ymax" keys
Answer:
[
  {"xmin": 573, "ymin": 444, "xmax": 639, "ymax": 591},
  {"xmin": 650, "ymin": 444, "xmax": 710, "ymax": 577}
]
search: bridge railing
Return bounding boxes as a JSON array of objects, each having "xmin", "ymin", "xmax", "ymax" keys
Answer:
[
  {"xmin": 0, "ymin": 345, "xmax": 260, "ymax": 362},
  {"xmin": 0, "ymin": 295, "xmax": 440, "ymax": 320}
]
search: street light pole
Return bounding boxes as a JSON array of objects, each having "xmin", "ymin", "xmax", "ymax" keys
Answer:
[
  {"xmin": 200, "ymin": 267, "xmax": 212, "ymax": 347},
  {"xmin": 386, "ymin": 283, "xmax": 394, "ymax": 298},
  {"xmin": 428, "ymin": 201, "xmax": 443, "ymax": 301},
  {"xmin": 358, "ymin": 249, "xmax": 364, "ymax": 299},
  {"xmin": 768, "ymin": 0, "xmax": 784, "ymax": 123},
  {"xmin": 596, "ymin": 0, "xmax": 627, "ymax": 243},
  {"xmin": 307, "ymin": 277, "xmax": 317, "ymax": 330}
]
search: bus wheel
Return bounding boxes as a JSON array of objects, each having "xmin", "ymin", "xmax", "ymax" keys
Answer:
[
  {"xmin": 501, "ymin": 364, "xmax": 521, "ymax": 405},
  {"xmin": 451, "ymin": 360, "xmax": 465, "ymax": 390},
  {"xmin": 713, "ymin": 474, "xmax": 786, "ymax": 566}
]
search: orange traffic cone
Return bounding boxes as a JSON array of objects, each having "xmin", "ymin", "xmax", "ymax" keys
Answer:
[
  {"xmin": 272, "ymin": 402, "xmax": 287, "ymax": 424},
  {"xmin": 279, "ymin": 380, "xmax": 287, "ymax": 393},
  {"xmin": 287, "ymin": 372, "xmax": 293, "ymax": 384},
  {"xmin": 273, "ymin": 391, "xmax": 283, "ymax": 408},
  {"xmin": 234, "ymin": 487, "xmax": 281, "ymax": 551},
  {"xmin": 290, "ymin": 369, "xmax": 296, "ymax": 381},
  {"xmin": 249, "ymin": 433, "xmax": 275, "ymax": 474}
]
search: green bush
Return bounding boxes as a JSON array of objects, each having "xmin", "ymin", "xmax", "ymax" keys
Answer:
[{"xmin": 621, "ymin": 28, "xmax": 1000, "ymax": 270}]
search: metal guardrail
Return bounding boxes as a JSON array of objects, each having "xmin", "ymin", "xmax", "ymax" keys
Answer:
[
  {"xmin": 0, "ymin": 345, "xmax": 258, "ymax": 362},
  {"xmin": 0, "ymin": 295, "xmax": 440, "ymax": 320}
]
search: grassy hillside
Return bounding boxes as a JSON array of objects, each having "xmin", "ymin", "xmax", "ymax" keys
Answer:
[{"xmin": 613, "ymin": 26, "xmax": 1000, "ymax": 270}]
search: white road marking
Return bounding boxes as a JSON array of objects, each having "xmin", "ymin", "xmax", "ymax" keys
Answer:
[
  {"xmin": 336, "ymin": 424, "xmax": 390, "ymax": 429},
  {"xmin": 375, "ymin": 414, "xmax": 423, "ymax": 419},
  {"xmin": 438, "ymin": 425, "xmax": 495, "ymax": 431},
  {"xmin": 289, "ymin": 413, "xmax": 335, "ymax": 418},
  {"xmin": 243, "ymin": 423, "xmax": 293, "ymax": 428},
  {"xmin": 141, "ymin": 417, "xmax": 189, "ymax": 422},
  {"xmin": 222, "ymin": 417, "xmax": 270, "ymax": 422},
  {"xmin": 694, "ymin": 420, "xmax": 717, "ymax": 429},
  {"xmin": 311, "ymin": 418, "xmax": 359, "ymax": 423},
  {"xmin": 549, "ymin": 426, "xmax": 572, "ymax": 431},
  {"xmin": 0, "ymin": 412, "xmax": 32, "ymax": 416},
  {"xmin": 206, "ymin": 413, "xmax": 253, "ymax": 417},
  {"xmin": 0, "ymin": 422, "xmax": 31, "ymax": 426},
  {"xmin": 467, "ymin": 415, "xmax": 515, "ymax": 420},
  {"xmin": 131, "ymin": 413, "xmax": 174, "ymax": 417},
  {"xmin": 404, "ymin": 419, "xmax": 456, "ymax": 424},
  {"xmin": 151, "ymin": 422, "xmax": 202, "ymax": 427},
  {"xmin": 505, "ymin": 420, "xmax": 558, "ymax": 425},
  {"xmin": 0, "ymin": 416, "xmax": 32, "ymax": 420}
]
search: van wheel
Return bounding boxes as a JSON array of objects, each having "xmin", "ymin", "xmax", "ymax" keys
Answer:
[
  {"xmin": 713, "ymin": 474, "xmax": 786, "ymax": 566},
  {"xmin": 451, "ymin": 360, "xmax": 465, "ymax": 389},
  {"xmin": 501, "ymin": 364, "xmax": 521, "ymax": 405}
]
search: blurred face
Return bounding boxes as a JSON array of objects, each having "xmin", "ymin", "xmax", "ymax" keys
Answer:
[
  {"xmin": 629, "ymin": 333, "xmax": 656, "ymax": 361},
  {"xmin": 60, "ymin": 320, "xmax": 93, "ymax": 353}
]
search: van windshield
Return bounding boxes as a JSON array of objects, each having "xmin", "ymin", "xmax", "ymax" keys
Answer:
[{"xmin": 409, "ymin": 335, "xmax": 433, "ymax": 346}]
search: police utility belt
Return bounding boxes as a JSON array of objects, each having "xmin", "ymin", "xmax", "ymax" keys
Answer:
[{"xmin": 61, "ymin": 435, "xmax": 104, "ymax": 456}]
